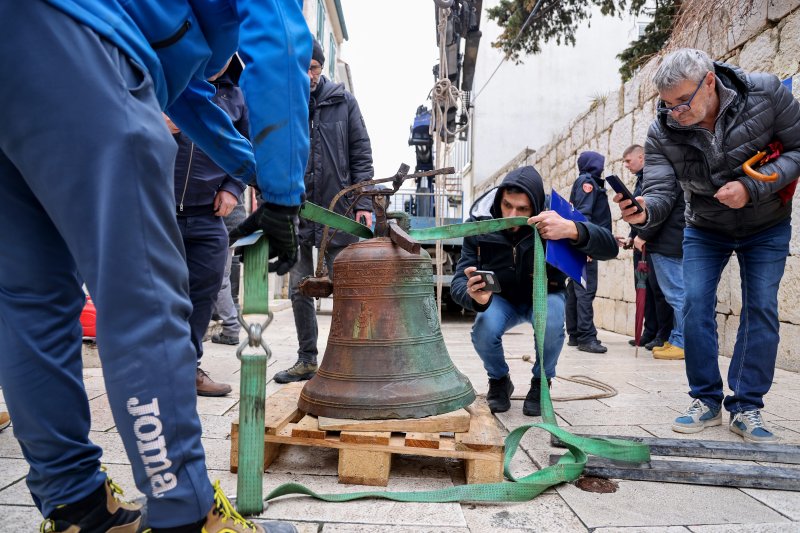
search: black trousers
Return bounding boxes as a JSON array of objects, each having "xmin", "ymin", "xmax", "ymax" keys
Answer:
[
  {"xmin": 635, "ymin": 250, "xmax": 673, "ymax": 341},
  {"xmin": 565, "ymin": 260, "xmax": 599, "ymax": 344}
]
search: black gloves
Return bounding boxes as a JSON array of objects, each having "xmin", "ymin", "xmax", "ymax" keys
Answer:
[{"xmin": 229, "ymin": 202, "xmax": 300, "ymax": 276}]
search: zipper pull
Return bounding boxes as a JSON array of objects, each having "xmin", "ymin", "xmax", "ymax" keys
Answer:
[{"xmin": 513, "ymin": 246, "xmax": 517, "ymax": 265}]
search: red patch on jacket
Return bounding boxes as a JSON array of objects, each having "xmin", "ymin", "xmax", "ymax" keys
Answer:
[{"xmin": 582, "ymin": 183, "xmax": 594, "ymax": 194}]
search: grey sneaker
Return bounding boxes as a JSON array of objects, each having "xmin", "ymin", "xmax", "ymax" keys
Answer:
[
  {"xmin": 672, "ymin": 399, "xmax": 721, "ymax": 433},
  {"xmin": 730, "ymin": 410, "xmax": 778, "ymax": 443},
  {"xmin": 273, "ymin": 361, "xmax": 318, "ymax": 384}
]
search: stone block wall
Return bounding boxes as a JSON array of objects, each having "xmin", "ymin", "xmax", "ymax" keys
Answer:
[{"xmin": 476, "ymin": 0, "xmax": 800, "ymax": 370}]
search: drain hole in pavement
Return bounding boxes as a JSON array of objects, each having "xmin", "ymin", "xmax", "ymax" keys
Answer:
[{"xmin": 574, "ymin": 476, "xmax": 618, "ymax": 493}]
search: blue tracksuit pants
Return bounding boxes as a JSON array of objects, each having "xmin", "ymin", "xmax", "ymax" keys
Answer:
[{"xmin": 0, "ymin": 1, "xmax": 213, "ymax": 526}]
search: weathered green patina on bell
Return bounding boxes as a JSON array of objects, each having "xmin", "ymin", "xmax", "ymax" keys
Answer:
[{"xmin": 298, "ymin": 237, "xmax": 475, "ymax": 419}]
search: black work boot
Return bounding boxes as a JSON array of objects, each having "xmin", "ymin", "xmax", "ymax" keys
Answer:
[
  {"xmin": 523, "ymin": 377, "xmax": 552, "ymax": 417},
  {"xmin": 486, "ymin": 375, "xmax": 514, "ymax": 413},
  {"xmin": 273, "ymin": 360, "xmax": 318, "ymax": 384},
  {"xmin": 40, "ymin": 477, "xmax": 142, "ymax": 533}
]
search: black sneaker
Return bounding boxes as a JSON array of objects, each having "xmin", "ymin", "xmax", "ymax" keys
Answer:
[
  {"xmin": 522, "ymin": 377, "xmax": 552, "ymax": 417},
  {"xmin": 567, "ymin": 336, "xmax": 578, "ymax": 347},
  {"xmin": 40, "ymin": 477, "xmax": 141, "ymax": 533},
  {"xmin": 578, "ymin": 341, "xmax": 608, "ymax": 354},
  {"xmin": 645, "ymin": 337, "xmax": 665, "ymax": 351},
  {"xmin": 274, "ymin": 361, "xmax": 318, "ymax": 384},
  {"xmin": 211, "ymin": 332, "xmax": 240, "ymax": 345},
  {"xmin": 486, "ymin": 375, "xmax": 514, "ymax": 413},
  {"xmin": 629, "ymin": 335, "xmax": 654, "ymax": 347}
]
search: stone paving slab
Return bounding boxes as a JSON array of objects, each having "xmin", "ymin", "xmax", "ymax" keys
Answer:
[
  {"xmin": 256, "ymin": 473, "xmax": 467, "ymax": 527},
  {"xmin": 322, "ymin": 525, "xmax": 469, "ymax": 533},
  {"xmin": 461, "ymin": 495, "xmax": 589, "ymax": 532},
  {"xmin": 557, "ymin": 481, "xmax": 789, "ymax": 528},
  {"xmin": 3, "ymin": 303, "xmax": 800, "ymax": 531}
]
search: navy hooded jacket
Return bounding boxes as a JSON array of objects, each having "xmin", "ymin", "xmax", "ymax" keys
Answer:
[
  {"xmin": 570, "ymin": 151, "xmax": 612, "ymax": 230},
  {"xmin": 451, "ymin": 166, "xmax": 618, "ymax": 312}
]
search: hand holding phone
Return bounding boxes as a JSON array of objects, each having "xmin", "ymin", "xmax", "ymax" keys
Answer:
[
  {"xmin": 470, "ymin": 270, "xmax": 502, "ymax": 293},
  {"xmin": 606, "ymin": 174, "xmax": 644, "ymax": 214}
]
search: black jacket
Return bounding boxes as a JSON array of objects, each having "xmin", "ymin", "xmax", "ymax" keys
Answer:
[
  {"xmin": 173, "ymin": 69, "xmax": 248, "ymax": 215},
  {"xmin": 635, "ymin": 169, "xmax": 686, "ymax": 257},
  {"xmin": 640, "ymin": 62, "xmax": 800, "ymax": 238},
  {"xmin": 301, "ymin": 76, "xmax": 374, "ymax": 248},
  {"xmin": 570, "ymin": 151, "xmax": 612, "ymax": 231},
  {"xmin": 451, "ymin": 166, "xmax": 618, "ymax": 312}
]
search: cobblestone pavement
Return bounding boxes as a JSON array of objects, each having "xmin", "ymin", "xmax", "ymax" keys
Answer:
[{"xmin": 1, "ymin": 299, "xmax": 799, "ymax": 531}]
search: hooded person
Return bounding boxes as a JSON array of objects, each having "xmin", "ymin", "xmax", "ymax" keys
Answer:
[
  {"xmin": 565, "ymin": 151, "xmax": 613, "ymax": 354},
  {"xmin": 451, "ymin": 166, "xmax": 618, "ymax": 416}
]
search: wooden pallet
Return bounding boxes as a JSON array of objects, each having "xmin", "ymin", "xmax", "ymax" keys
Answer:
[{"xmin": 230, "ymin": 382, "xmax": 505, "ymax": 486}]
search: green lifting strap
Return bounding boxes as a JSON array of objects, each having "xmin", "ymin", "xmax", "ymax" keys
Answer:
[
  {"xmin": 300, "ymin": 201, "xmax": 374, "ymax": 239},
  {"xmin": 236, "ymin": 236, "xmax": 271, "ymax": 514},
  {"xmin": 263, "ymin": 228, "xmax": 650, "ymax": 505},
  {"xmin": 408, "ymin": 217, "xmax": 529, "ymax": 241}
]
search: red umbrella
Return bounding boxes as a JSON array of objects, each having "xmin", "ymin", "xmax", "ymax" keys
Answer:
[{"xmin": 633, "ymin": 246, "xmax": 649, "ymax": 358}]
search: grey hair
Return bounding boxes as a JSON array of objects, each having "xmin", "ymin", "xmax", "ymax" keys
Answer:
[{"xmin": 653, "ymin": 48, "xmax": 714, "ymax": 91}]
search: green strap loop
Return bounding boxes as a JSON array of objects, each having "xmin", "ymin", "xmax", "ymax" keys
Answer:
[
  {"xmin": 408, "ymin": 217, "xmax": 529, "ymax": 241},
  {"xmin": 300, "ymin": 202, "xmax": 373, "ymax": 239},
  {"xmin": 262, "ymin": 228, "xmax": 650, "ymax": 505}
]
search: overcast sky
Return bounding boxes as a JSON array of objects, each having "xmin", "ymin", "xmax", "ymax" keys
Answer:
[{"xmin": 338, "ymin": 0, "xmax": 440, "ymax": 179}]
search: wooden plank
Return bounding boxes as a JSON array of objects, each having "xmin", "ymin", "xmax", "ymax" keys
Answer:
[
  {"xmin": 405, "ymin": 432, "xmax": 441, "ymax": 449},
  {"xmin": 230, "ymin": 421, "xmax": 280, "ymax": 472},
  {"xmin": 265, "ymin": 382, "xmax": 304, "ymax": 433},
  {"xmin": 340, "ymin": 431, "xmax": 391, "ymax": 445},
  {"xmin": 291, "ymin": 415, "xmax": 325, "ymax": 440},
  {"xmin": 455, "ymin": 398, "xmax": 505, "ymax": 452},
  {"xmin": 548, "ymin": 455, "xmax": 800, "ymax": 491},
  {"xmin": 318, "ymin": 408, "xmax": 471, "ymax": 433},
  {"xmin": 339, "ymin": 449, "xmax": 392, "ymax": 486},
  {"xmin": 550, "ymin": 434, "xmax": 800, "ymax": 464},
  {"xmin": 464, "ymin": 457, "xmax": 504, "ymax": 484},
  {"xmin": 263, "ymin": 431, "xmax": 500, "ymax": 461}
]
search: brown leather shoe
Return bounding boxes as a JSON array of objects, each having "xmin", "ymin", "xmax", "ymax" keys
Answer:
[
  {"xmin": 0, "ymin": 411, "xmax": 10, "ymax": 432},
  {"xmin": 196, "ymin": 368, "xmax": 232, "ymax": 397}
]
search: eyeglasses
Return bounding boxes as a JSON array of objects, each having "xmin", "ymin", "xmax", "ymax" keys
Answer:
[
  {"xmin": 657, "ymin": 76, "xmax": 706, "ymax": 115},
  {"xmin": 308, "ymin": 64, "xmax": 322, "ymax": 74}
]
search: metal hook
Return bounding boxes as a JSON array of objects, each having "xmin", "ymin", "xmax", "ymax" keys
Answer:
[{"xmin": 235, "ymin": 310, "xmax": 274, "ymax": 360}]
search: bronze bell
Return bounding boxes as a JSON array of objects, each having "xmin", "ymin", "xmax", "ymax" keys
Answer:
[{"xmin": 298, "ymin": 237, "xmax": 476, "ymax": 419}]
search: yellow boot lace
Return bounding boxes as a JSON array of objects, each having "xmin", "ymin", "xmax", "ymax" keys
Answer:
[{"xmin": 204, "ymin": 480, "xmax": 258, "ymax": 532}]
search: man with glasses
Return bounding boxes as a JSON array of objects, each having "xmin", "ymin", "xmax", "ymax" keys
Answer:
[
  {"xmin": 616, "ymin": 48, "xmax": 800, "ymax": 443},
  {"xmin": 274, "ymin": 38, "xmax": 375, "ymax": 384}
]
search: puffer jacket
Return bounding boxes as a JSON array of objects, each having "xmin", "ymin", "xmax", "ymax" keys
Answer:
[
  {"xmin": 451, "ymin": 166, "xmax": 618, "ymax": 313},
  {"xmin": 301, "ymin": 76, "xmax": 374, "ymax": 248},
  {"xmin": 641, "ymin": 62, "xmax": 800, "ymax": 238}
]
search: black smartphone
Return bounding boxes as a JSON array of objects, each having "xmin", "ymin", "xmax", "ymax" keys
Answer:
[
  {"xmin": 606, "ymin": 174, "xmax": 644, "ymax": 214},
  {"xmin": 471, "ymin": 270, "xmax": 501, "ymax": 293}
]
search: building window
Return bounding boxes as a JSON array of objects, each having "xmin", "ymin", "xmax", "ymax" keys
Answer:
[
  {"xmin": 328, "ymin": 34, "xmax": 336, "ymax": 79},
  {"xmin": 316, "ymin": 0, "xmax": 325, "ymax": 41}
]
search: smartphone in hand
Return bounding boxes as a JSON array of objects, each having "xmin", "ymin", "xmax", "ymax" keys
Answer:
[
  {"xmin": 471, "ymin": 270, "xmax": 502, "ymax": 293},
  {"xmin": 606, "ymin": 174, "xmax": 644, "ymax": 214}
]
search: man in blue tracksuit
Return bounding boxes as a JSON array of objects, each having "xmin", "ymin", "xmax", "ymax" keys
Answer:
[
  {"xmin": 0, "ymin": 1, "xmax": 309, "ymax": 532},
  {"xmin": 566, "ymin": 151, "xmax": 613, "ymax": 354}
]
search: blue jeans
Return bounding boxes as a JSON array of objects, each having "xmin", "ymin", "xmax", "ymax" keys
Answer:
[
  {"xmin": 683, "ymin": 220, "xmax": 790, "ymax": 413},
  {"xmin": 650, "ymin": 253, "xmax": 685, "ymax": 349},
  {"xmin": 0, "ymin": 2, "xmax": 212, "ymax": 525},
  {"xmin": 471, "ymin": 292, "xmax": 566, "ymax": 380}
]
